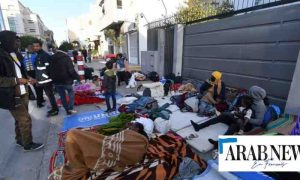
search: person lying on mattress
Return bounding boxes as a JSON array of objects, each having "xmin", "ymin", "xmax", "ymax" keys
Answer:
[
  {"xmin": 191, "ymin": 86, "xmax": 267, "ymax": 148},
  {"xmin": 49, "ymin": 122, "xmax": 149, "ymax": 180}
]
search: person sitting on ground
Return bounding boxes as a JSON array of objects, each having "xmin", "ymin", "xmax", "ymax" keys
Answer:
[
  {"xmin": 248, "ymin": 85, "xmax": 267, "ymax": 126},
  {"xmin": 49, "ymin": 122, "xmax": 149, "ymax": 180},
  {"xmin": 200, "ymin": 71, "xmax": 226, "ymax": 104},
  {"xmin": 103, "ymin": 61, "xmax": 117, "ymax": 112},
  {"xmin": 198, "ymin": 80, "xmax": 217, "ymax": 116},
  {"xmin": 191, "ymin": 95, "xmax": 253, "ymax": 135},
  {"xmin": 191, "ymin": 86, "xmax": 267, "ymax": 148}
]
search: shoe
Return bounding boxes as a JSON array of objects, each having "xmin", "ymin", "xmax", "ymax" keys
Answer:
[
  {"xmin": 24, "ymin": 142, "xmax": 44, "ymax": 152},
  {"xmin": 47, "ymin": 109, "xmax": 59, "ymax": 117},
  {"xmin": 208, "ymin": 138, "xmax": 219, "ymax": 149},
  {"xmin": 67, "ymin": 110, "xmax": 77, "ymax": 115},
  {"xmin": 190, "ymin": 120, "xmax": 200, "ymax": 132},
  {"xmin": 16, "ymin": 141, "xmax": 23, "ymax": 147},
  {"xmin": 69, "ymin": 110, "xmax": 77, "ymax": 114}
]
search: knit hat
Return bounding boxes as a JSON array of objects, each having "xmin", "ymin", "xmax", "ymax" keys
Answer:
[{"xmin": 212, "ymin": 71, "xmax": 222, "ymax": 80}]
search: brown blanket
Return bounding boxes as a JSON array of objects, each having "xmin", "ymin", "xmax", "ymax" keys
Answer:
[
  {"xmin": 62, "ymin": 129, "xmax": 148, "ymax": 180},
  {"xmin": 95, "ymin": 132, "xmax": 207, "ymax": 180}
]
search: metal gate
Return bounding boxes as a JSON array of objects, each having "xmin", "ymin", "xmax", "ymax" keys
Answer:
[
  {"xmin": 164, "ymin": 26, "xmax": 174, "ymax": 75},
  {"xmin": 129, "ymin": 31, "xmax": 138, "ymax": 65}
]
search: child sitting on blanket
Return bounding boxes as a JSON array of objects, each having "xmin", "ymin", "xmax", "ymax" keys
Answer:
[
  {"xmin": 103, "ymin": 61, "xmax": 117, "ymax": 112},
  {"xmin": 198, "ymin": 80, "xmax": 217, "ymax": 116},
  {"xmin": 231, "ymin": 95, "xmax": 253, "ymax": 135}
]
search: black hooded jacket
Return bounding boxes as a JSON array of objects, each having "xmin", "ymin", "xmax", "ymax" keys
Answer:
[
  {"xmin": 49, "ymin": 50, "xmax": 79, "ymax": 85},
  {"xmin": 0, "ymin": 31, "xmax": 27, "ymax": 86},
  {"xmin": 0, "ymin": 31, "xmax": 27, "ymax": 109}
]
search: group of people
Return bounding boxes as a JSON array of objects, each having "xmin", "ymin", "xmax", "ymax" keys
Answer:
[
  {"xmin": 0, "ymin": 30, "xmax": 79, "ymax": 151},
  {"xmin": 72, "ymin": 48, "xmax": 92, "ymax": 64},
  {"xmin": 190, "ymin": 71, "xmax": 268, "ymax": 148}
]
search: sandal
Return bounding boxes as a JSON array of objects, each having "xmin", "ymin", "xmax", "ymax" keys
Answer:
[{"xmin": 185, "ymin": 133, "xmax": 199, "ymax": 140}]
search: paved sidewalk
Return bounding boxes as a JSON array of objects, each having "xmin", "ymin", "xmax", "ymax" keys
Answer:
[{"xmin": 0, "ymin": 60, "xmax": 139, "ymax": 179}]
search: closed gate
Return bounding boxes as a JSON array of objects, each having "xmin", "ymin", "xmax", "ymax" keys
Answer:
[{"xmin": 164, "ymin": 26, "xmax": 174, "ymax": 75}]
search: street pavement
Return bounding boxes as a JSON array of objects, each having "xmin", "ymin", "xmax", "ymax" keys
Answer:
[{"xmin": 0, "ymin": 59, "xmax": 137, "ymax": 180}]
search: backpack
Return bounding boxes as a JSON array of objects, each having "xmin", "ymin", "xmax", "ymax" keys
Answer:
[
  {"xmin": 174, "ymin": 76, "xmax": 183, "ymax": 84},
  {"xmin": 262, "ymin": 105, "xmax": 281, "ymax": 128},
  {"xmin": 148, "ymin": 71, "xmax": 159, "ymax": 82},
  {"xmin": 163, "ymin": 80, "xmax": 173, "ymax": 96},
  {"xmin": 143, "ymin": 88, "xmax": 151, "ymax": 97}
]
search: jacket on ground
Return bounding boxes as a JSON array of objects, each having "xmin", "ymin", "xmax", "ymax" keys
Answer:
[
  {"xmin": 49, "ymin": 50, "xmax": 79, "ymax": 85},
  {"xmin": 35, "ymin": 49, "xmax": 52, "ymax": 86},
  {"xmin": 103, "ymin": 69, "xmax": 116, "ymax": 93}
]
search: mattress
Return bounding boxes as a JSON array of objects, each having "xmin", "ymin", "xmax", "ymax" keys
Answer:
[
  {"xmin": 169, "ymin": 111, "xmax": 210, "ymax": 132},
  {"xmin": 177, "ymin": 123, "xmax": 228, "ymax": 153}
]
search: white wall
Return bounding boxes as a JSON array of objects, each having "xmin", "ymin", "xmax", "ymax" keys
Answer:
[
  {"xmin": 132, "ymin": 0, "xmax": 185, "ymax": 65},
  {"xmin": 0, "ymin": 0, "xmax": 25, "ymax": 35}
]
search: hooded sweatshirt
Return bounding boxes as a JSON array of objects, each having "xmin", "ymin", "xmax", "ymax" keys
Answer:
[
  {"xmin": 103, "ymin": 69, "xmax": 116, "ymax": 93},
  {"xmin": 49, "ymin": 50, "xmax": 79, "ymax": 85},
  {"xmin": 249, "ymin": 86, "xmax": 267, "ymax": 126}
]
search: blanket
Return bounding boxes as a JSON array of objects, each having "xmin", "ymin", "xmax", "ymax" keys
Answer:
[
  {"xmin": 49, "ymin": 129, "xmax": 149, "ymax": 180},
  {"xmin": 95, "ymin": 132, "xmax": 207, "ymax": 180}
]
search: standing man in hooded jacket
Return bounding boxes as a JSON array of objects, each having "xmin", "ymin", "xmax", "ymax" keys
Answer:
[
  {"xmin": 0, "ymin": 30, "xmax": 44, "ymax": 151},
  {"xmin": 33, "ymin": 39, "xmax": 58, "ymax": 117},
  {"xmin": 49, "ymin": 49, "xmax": 79, "ymax": 115}
]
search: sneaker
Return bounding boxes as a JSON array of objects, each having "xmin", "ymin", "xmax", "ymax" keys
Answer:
[
  {"xmin": 69, "ymin": 110, "xmax": 77, "ymax": 114},
  {"xmin": 16, "ymin": 141, "xmax": 23, "ymax": 147},
  {"xmin": 47, "ymin": 109, "xmax": 59, "ymax": 117},
  {"xmin": 24, "ymin": 142, "xmax": 44, "ymax": 152},
  {"xmin": 67, "ymin": 110, "xmax": 77, "ymax": 115}
]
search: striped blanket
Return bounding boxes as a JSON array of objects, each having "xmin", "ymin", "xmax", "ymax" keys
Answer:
[{"xmin": 94, "ymin": 132, "xmax": 207, "ymax": 180}]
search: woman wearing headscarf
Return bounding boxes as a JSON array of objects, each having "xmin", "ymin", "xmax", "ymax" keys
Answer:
[
  {"xmin": 200, "ymin": 71, "xmax": 226, "ymax": 102},
  {"xmin": 0, "ymin": 30, "xmax": 43, "ymax": 151}
]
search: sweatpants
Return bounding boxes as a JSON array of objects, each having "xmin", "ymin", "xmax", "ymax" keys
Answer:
[{"xmin": 9, "ymin": 94, "xmax": 33, "ymax": 147}]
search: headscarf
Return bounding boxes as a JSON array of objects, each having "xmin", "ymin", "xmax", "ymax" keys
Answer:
[
  {"xmin": 212, "ymin": 71, "xmax": 222, "ymax": 81},
  {"xmin": 0, "ymin": 31, "xmax": 17, "ymax": 53}
]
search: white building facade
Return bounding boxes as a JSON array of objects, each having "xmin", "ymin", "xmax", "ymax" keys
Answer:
[
  {"xmin": 97, "ymin": 0, "xmax": 184, "ymax": 64},
  {"xmin": 0, "ymin": 0, "xmax": 52, "ymax": 48}
]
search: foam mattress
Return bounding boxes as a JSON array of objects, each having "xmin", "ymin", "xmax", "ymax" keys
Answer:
[{"xmin": 177, "ymin": 123, "xmax": 229, "ymax": 153}]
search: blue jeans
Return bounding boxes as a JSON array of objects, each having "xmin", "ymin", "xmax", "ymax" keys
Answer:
[
  {"xmin": 105, "ymin": 92, "xmax": 116, "ymax": 110},
  {"xmin": 55, "ymin": 85, "xmax": 75, "ymax": 112}
]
